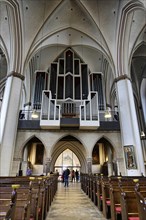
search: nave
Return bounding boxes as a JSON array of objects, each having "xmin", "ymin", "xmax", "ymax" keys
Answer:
[{"xmin": 46, "ymin": 182, "xmax": 107, "ymax": 220}]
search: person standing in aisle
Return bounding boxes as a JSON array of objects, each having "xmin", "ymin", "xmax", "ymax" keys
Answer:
[
  {"xmin": 71, "ymin": 169, "xmax": 75, "ymax": 182},
  {"xmin": 75, "ymin": 169, "xmax": 79, "ymax": 182},
  {"xmin": 64, "ymin": 168, "xmax": 70, "ymax": 187}
]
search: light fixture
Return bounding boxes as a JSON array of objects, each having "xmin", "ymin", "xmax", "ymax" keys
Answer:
[
  {"xmin": 104, "ymin": 110, "xmax": 112, "ymax": 118},
  {"xmin": 31, "ymin": 110, "xmax": 39, "ymax": 119},
  {"xmin": 140, "ymin": 131, "xmax": 145, "ymax": 138}
]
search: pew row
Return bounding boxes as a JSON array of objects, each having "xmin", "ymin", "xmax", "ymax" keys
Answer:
[
  {"xmin": 0, "ymin": 174, "xmax": 58, "ymax": 220},
  {"xmin": 80, "ymin": 173, "xmax": 146, "ymax": 220}
]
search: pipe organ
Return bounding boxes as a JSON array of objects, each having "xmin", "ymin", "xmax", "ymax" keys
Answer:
[{"xmin": 33, "ymin": 48, "xmax": 104, "ymax": 129}]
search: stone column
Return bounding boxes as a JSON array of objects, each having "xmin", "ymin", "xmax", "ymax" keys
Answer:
[
  {"xmin": 0, "ymin": 72, "xmax": 24, "ymax": 176},
  {"xmin": 0, "ymin": 99, "xmax": 2, "ymax": 111},
  {"xmin": 116, "ymin": 158, "xmax": 125, "ymax": 176},
  {"xmin": 108, "ymin": 162, "xmax": 113, "ymax": 176},
  {"xmin": 30, "ymin": 143, "xmax": 36, "ymax": 165},
  {"xmin": 87, "ymin": 157, "xmax": 92, "ymax": 174},
  {"xmin": 22, "ymin": 146, "xmax": 28, "ymax": 176},
  {"xmin": 107, "ymin": 148, "xmax": 113, "ymax": 176},
  {"xmin": 116, "ymin": 76, "xmax": 145, "ymax": 175},
  {"xmin": 141, "ymin": 78, "xmax": 146, "ymax": 127},
  {"xmin": 45, "ymin": 157, "xmax": 51, "ymax": 175},
  {"xmin": 99, "ymin": 143, "xmax": 105, "ymax": 165},
  {"xmin": 11, "ymin": 157, "xmax": 22, "ymax": 176},
  {"xmin": 23, "ymin": 146, "xmax": 28, "ymax": 162}
]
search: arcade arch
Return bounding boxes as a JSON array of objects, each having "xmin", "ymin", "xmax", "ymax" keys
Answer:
[
  {"xmin": 54, "ymin": 149, "xmax": 81, "ymax": 180},
  {"xmin": 15, "ymin": 132, "xmax": 121, "ymax": 177},
  {"xmin": 22, "ymin": 136, "xmax": 46, "ymax": 176},
  {"xmin": 50, "ymin": 135, "xmax": 87, "ymax": 174},
  {"xmin": 92, "ymin": 137, "xmax": 117, "ymax": 176}
]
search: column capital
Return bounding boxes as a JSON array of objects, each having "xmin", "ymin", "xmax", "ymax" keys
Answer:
[
  {"xmin": 87, "ymin": 157, "xmax": 92, "ymax": 174},
  {"xmin": 45, "ymin": 157, "xmax": 51, "ymax": 163},
  {"xmin": 7, "ymin": 71, "xmax": 25, "ymax": 81},
  {"xmin": 114, "ymin": 74, "xmax": 131, "ymax": 83},
  {"xmin": 86, "ymin": 157, "xmax": 92, "ymax": 162}
]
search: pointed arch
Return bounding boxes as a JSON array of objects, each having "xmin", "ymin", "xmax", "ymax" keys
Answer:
[
  {"xmin": 92, "ymin": 136, "xmax": 118, "ymax": 175},
  {"xmin": 1, "ymin": 0, "xmax": 23, "ymax": 73},
  {"xmin": 117, "ymin": 0, "xmax": 145, "ymax": 76},
  {"xmin": 50, "ymin": 135, "xmax": 88, "ymax": 173},
  {"xmin": 18, "ymin": 134, "xmax": 46, "ymax": 158}
]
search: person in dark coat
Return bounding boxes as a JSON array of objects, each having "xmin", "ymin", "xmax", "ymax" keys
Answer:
[
  {"xmin": 75, "ymin": 170, "xmax": 79, "ymax": 182},
  {"xmin": 64, "ymin": 168, "xmax": 70, "ymax": 187}
]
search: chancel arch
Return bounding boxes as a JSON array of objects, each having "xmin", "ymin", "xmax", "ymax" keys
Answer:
[
  {"xmin": 54, "ymin": 149, "xmax": 81, "ymax": 179},
  {"xmin": 50, "ymin": 135, "xmax": 87, "ymax": 174}
]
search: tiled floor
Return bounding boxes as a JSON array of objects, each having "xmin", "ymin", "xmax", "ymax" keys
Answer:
[{"xmin": 45, "ymin": 182, "xmax": 107, "ymax": 220}]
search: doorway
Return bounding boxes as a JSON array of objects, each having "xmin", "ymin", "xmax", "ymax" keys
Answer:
[{"xmin": 54, "ymin": 148, "xmax": 81, "ymax": 180}]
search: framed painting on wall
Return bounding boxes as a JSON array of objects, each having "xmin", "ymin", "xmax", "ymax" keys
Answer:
[{"xmin": 124, "ymin": 145, "xmax": 137, "ymax": 169}]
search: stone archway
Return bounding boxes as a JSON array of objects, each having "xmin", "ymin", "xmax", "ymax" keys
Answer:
[
  {"xmin": 22, "ymin": 136, "xmax": 46, "ymax": 176},
  {"xmin": 50, "ymin": 135, "xmax": 88, "ymax": 174},
  {"xmin": 53, "ymin": 148, "xmax": 81, "ymax": 181},
  {"xmin": 92, "ymin": 137, "xmax": 117, "ymax": 176}
]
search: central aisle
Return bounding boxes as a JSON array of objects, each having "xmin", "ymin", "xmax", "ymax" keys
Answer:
[{"xmin": 46, "ymin": 182, "xmax": 107, "ymax": 220}]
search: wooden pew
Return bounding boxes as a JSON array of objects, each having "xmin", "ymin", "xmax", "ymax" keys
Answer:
[
  {"xmin": 109, "ymin": 176, "xmax": 146, "ymax": 220},
  {"xmin": 80, "ymin": 173, "xmax": 146, "ymax": 220},
  {"xmin": 88, "ymin": 174, "xmax": 96, "ymax": 202},
  {"xmin": 120, "ymin": 189, "xmax": 139, "ymax": 220},
  {"xmin": 96, "ymin": 175, "xmax": 103, "ymax": 211},
  {"xmin": 135, "ymin": 182, "xmax": 146, "ymax": 220},
  {"xmin": 0, "ymin": 198, "xmax": 13, "ymax": 220},
  {"xmin": 0, "ymin": 184, "xmax": 30, "ymax": 220},
  {"xmin": 93, "ymin": 175, "xmax": 98, "ymax": 206},
  {"xmin": 0, "ymin": 178, "xmax": 38, "ymax": 220},
  {"xmin": 89, "ymin": 175, "xmax": 93, "ymax": 201},
  {"xmin": 109, "ymin": 176, "xmax": 135, "ymax": 220},
  {"xmin": 99, "ymin": 175, "xmax": 146, "ymax": 220},
  {"xmin": 0, "ymin": 203, "xmax": 15, "ymax": 220},
  {"xmin": 101, "ymin": 176, "xmax": 111, "ymax": 219},
  {"xmin": 119, "ymin": 178, "xmax": 146, "ymax": 220},
  {"xmin": 0, "ymin": 177, "xmax": 45, "ymax": 220},
  {"xmin": 0, "ymin": 175, "xmax": 58, "ymax": 220},
  {"xmin": 109, "ymin": 176, "xmax": 123, "ymax": 220}
]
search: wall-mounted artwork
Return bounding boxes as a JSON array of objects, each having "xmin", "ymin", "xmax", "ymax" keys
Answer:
[
  {"xmin": 124, "ymin": 145, "xmax": 137, "ymax": 169},
  {"xmin": 92, "ymin": 146, "xmax": 100, "ymax": 164}
]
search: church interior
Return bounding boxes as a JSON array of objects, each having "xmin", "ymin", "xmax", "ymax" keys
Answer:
[{"xmin": 0, "ymin": 0, "xmax": 146, "ymax": 219}]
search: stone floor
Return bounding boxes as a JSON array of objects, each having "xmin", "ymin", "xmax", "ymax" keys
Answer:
[{"xmin": 45, "ymin": 181, "xmax": 107, "ymax": 220}]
